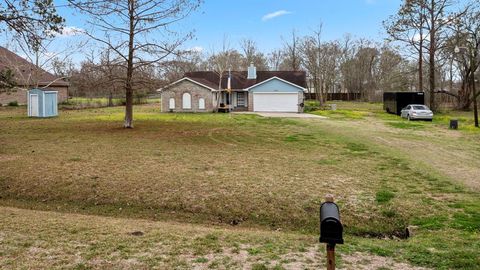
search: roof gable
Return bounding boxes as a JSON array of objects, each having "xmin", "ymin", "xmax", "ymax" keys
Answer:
[
  {"xmin": 157, "ymin": 77, "xmax": 218, "ymax": 92},
  {"xmin": 184, "ymin": 70, "xmax": 306, "ymax": 90},
  {"xmin": 246, "ymin": 76, "xmax": 306, "ymax": 92}
]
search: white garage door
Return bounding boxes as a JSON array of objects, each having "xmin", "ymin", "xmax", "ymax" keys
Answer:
[{"xmin": 253, "ymin": 93, "xmax": 298, "ymax": 112}]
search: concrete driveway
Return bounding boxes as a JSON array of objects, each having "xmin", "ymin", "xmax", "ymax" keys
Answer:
[{"xmin": 234, "ymin": 112, "xmax": 326, "ymax": 118}]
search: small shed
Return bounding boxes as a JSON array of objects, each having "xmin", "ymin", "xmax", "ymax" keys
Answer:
[{"xmin": 27, "ymin": 88, "xmax": 58, "ymax": 117}]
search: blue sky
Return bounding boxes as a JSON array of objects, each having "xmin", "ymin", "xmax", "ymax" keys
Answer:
[
  {"xmin": 56, "ymin": 0, "xmax": 402, "ymax": 54},
  {"xmin": 180, "ymin": 0, "xmax": 401, "ymax": 52},
  {"xmin": 1, "ymin": 0, "xmax": 403, "ymax": 65}
]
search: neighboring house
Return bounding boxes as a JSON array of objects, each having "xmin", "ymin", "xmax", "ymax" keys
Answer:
[
  {"xmin": 0, "ymin": 46, "xmax": 69, "ymax": 105},
  {"xmin": 158, "ymin": 64, "xmax": 306, "ymax": 113}
]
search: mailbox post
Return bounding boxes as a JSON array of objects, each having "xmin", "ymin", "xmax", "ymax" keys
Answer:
[{"xmin": 320, "ymin": 194, "xmax": 343, "ymax": 270}]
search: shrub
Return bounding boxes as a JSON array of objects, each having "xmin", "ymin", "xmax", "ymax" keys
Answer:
[
  {"xmin": 59, "ymin": 100, "xmax": 74, "ymax": 106},
  {"xmin": 8, "ymin": 101, "xmax": 18, "ymax": 106},
  {"xmin": 303, "ymin": 99, "xmax": 320, "ymax": 112}
]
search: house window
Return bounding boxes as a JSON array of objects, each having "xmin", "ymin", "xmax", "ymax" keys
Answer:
[
  {"xmin": 198, "ymin": 98, "xmax": 205, "ymax": 110},
  {"xmin": 169, "ymin": 98, "xmax": 175, "ymax": 109},
  {"xmin": 182, "ymin": 93, "xmax": 191, "ymax": 109}
]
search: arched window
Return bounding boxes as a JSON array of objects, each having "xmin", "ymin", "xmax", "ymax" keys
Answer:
[
  {"xmin": 169, "ymin": 98, "xmax": 175, "ymax": 109},
  {"xmin": 198, "ymin": 98, "xmax": 205, "ymax": 110},
  {"xmin": 182, "ymin": 93, "xmax": 191, "ymax": 109}
]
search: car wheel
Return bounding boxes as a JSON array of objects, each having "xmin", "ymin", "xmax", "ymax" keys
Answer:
[{"xmin": 407, "ymin": 115, "xmax": 411, "ymax": 121}]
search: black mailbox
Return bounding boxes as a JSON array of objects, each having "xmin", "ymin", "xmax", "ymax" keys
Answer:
[{"xmin": 319, "ymin": 202, "xmax": 344, "ymax": 244}]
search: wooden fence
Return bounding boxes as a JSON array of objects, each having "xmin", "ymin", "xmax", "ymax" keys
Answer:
[{"xmin": 304, "ymin": 93, "xmax": 362, "ymax": 101}]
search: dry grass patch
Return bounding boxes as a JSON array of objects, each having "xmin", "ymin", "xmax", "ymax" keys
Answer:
[
  {"xmin": 0, "ymin": 206, "xmax": 430, "ymax": 270},
  {"xmin": 0, "ymin": 104, "xmax": 479, "ymax": 268}
]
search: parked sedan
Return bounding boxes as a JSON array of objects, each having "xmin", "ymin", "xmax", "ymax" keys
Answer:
[{"xmin": 400, "ymin": 104, "xmax": 434, "ymax": 121}]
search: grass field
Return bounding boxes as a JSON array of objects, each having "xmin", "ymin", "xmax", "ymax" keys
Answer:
[{"xmin": 0, "ymin": 103, "xmax": 479, "ymax": 269}]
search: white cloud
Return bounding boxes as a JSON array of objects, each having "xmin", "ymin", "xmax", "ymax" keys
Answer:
[
  {"xmin": 49, "ymin": 26, "xmax": 85, "ymax": 37},
  {"xmin": 262, "ymin": 10, "xmax": 292, "ymax": 21},
  {"xmin": 189, "ymin": 46, "xmax": 204, "ymax": 52},
  {"xmin": 412, "ymin": 32, "xmax": 429, "ymax": 42}
]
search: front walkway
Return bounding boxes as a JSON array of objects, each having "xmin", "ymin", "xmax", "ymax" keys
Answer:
[{"xmin": 233, "ymin": 112, "xmax": 326, "ymax": 118}]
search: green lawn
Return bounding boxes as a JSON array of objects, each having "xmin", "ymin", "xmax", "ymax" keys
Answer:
[{"xmin": 0, "ymin": 103, "xmax": 479, "ymax": 269}]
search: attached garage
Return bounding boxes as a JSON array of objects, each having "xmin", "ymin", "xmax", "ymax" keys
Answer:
[
  {"xmin": 248, "ymin": 77, "xmax": 304, "ymax": 113},
  {"xmin": 253, "ymin": 93, "xmax": 299, "ymax": 112}
]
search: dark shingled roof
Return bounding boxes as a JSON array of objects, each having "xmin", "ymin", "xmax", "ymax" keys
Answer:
[
  {"xmin": 184, "ymin": 71, "xmax": 306, "ymax": 90},
  {"xmin": 0, "ymin": 46, "xmax": 69, "ymax": 87}
]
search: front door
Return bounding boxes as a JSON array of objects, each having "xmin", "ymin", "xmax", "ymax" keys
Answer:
[{"xmin": 237, "ymin": 92, "xmax": 246, "ymax": 107}]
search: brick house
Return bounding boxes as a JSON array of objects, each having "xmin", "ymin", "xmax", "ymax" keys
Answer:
[
  {"xmin": 158, "ymin": 64, "xmax": 306, "ymax": 113},
  {"xmin": 0, "ymin": 46, "xmax": 69, "ymax": 105}
]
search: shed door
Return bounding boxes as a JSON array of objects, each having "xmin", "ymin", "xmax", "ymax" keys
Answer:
[
  {"xmin": 30, "ymin": 94, "xmax": 39, "ymax": 116},
  {"xmin": 45, "ymin": 93, "xmax": 57, "ymax": 116},
  {"xmin": 253, "ymin": 93, "xmax": 298, "ymax": 112}
]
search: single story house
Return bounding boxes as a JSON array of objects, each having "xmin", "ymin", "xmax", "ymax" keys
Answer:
[
  {"xmin": 158, "ymin": 64, "xmax": 306, "ymax": 113},
  {"xmin": 0, "ymin": 46, "xmax": 69, "ymax": 105}
]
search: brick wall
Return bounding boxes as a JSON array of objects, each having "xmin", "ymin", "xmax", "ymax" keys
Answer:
[
  {"xmin": 48, "ymin": 86, "xmax": 68, "ymax": 103},
  {"xmin": 298, "ymin": 91, "xmax": 304, "ymax": 113},
  {"xmin": 161, "ymin": 80, "xmax": 214, "ymax": 112},
  {"xmin": 0, "ymin": 86, "xmax": 68, "ymax": 105},
  {"xmin": 248, "ymin": 92, "xmax": 254, "ymax": 112},
  {"xmin": 0, "ymin": 89, "xmax": 27, "ymax": 105}
]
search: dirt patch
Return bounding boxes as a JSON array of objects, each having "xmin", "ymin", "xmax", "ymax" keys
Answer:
[
  {"xmin": 342, "ymin": 252, "xmax": 429, "ymax": 270},
  {"xmin": 185, "ymin": 244, "xmax": 428, "ymax": 270}
]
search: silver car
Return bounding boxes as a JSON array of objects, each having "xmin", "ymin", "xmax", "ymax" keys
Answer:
[{"xmin": 400, "ymin": 104, "xmax": 433, "ymax": 121}]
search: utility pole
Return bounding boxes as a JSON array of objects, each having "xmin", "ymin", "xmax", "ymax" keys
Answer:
[{"xmin": 471, "ymin": 72, "xmax": 478, "ymax": 127}]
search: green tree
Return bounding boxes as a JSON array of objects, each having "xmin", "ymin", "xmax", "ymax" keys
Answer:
[{"xmin": 0, "ymin": 68, "xmax": 17, "ymax": 92}]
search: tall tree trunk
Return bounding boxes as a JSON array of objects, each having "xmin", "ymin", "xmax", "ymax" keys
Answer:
[
  {"xmin": 418, "ymin": 4, "xmax": 424, "ymax": 93},
  {"xmin": 108, "ymin": 89, "xmax": 114, "ymax": 107},
  {"xmin": 319, "ymin": 78, "xmax": 324, "ymax": 105},
  {"xmin": 124, "ymin": 0, "xmax": 135, "ymax": 128},
  {"xmin": 472, "ymin": 72, "xmax": 479, "ymax": 127},
  {"xmin": 428, "ymin": 0, "xmax": 436, "ymax": 111},
  {"xmin": 418, "ymin": 31, "xmax": 423, "ymax": 92}
]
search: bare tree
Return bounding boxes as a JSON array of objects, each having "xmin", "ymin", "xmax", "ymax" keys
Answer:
[
  {"xmin": 424, "ymin": 0, "xmax": 462, "ymax": 111},
  {"xmin": 204, "ymin": 35, "xmax": 236, "ymax": 110},
  {"xmin": 384, "ymin": 0, "xmax": 427, "ymax": 93},
  {"xmin": 386, "ymin": 0, "xmax": 466, "ymax": 111},
  {"xmin": 159, "ymin": 49, "xmax": 204, "ymax": 83},
  {"xmin": 239, "ymin": 39, "xmax": 268, "ymax": 70},
  {"xmin": 70, "ymin": 48, "xmax": 159, "ymax": 103},
  {"xmin": 449, "ymin": 3, "xmax": 480, "ymax": 126},
  {"xmin": 68, "ymin": 0, "xmax": 201, "ymax": 128},
  {"xmin": 267, "ymin": 49, "xmax": 283, "ymax": 71},
  {"xmin": 300, "ymin": 24, "xmax": 324, "ymax": 104},
  {"xmin": 0, "ymin": 0, "xmax": 64, "ymax": 45},
  {"xmin": 51, "ymin": 57, "xmax": 75, "ymax": 78},
  {"xmin": 281, "ymin": 30, "xmax": 301, "ymax": 71},
  {"xmin": 376, "ymin": 46, "xmax": 412, "ymax": 93}
]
